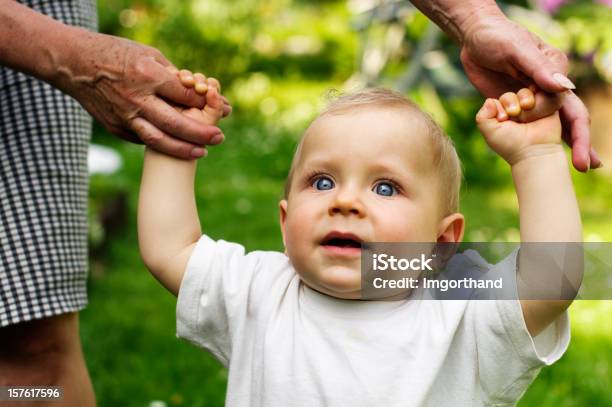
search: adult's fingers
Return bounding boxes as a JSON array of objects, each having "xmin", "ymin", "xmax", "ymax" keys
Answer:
[
  {"xmin": 509, "ymin": 35, "xmax": 573, "ymax": 94},
  {"xmin": 460, "ymin": 48, "xmax": 525, "ymax": 97},
  {"xmin": 140, "ymin": 96, "xmax": 224, "ymax": 145},
  {"xmin": 106, "ymin": 124, "xmax": 142, "ymax": 144},
  {"xmin": 130, "ymin": 117, "xmax": 207, "ymax": 159},
  {"xmin": 559, "ymin": 91, "xmax": 598, "ymax": 171},
  {"xmin": 590, "ymin": 148, "xmax": 602, "ymax": 169},
  {"xmin": 155, "ymin": 65, "xmax": 206, "ymax": 109}
]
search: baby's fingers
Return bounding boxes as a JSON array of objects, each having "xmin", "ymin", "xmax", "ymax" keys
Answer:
[
  {"xmin": 517, "ymin": 88, "xmax": 535, "ymax": 110},
  {"xmin": 179, "ymin": 69, "xmax": 195, "ymax": 87},
  {"xmin": 500, "ymin": 92, "xmax": 521, "ymax": 117},
  {"xmin": 476, "ymin": 98, "xmax": 508, "ymax": 125},
  {"xmin": 516, "ymin": 91, "xmax": 565, "ymax": 123},
  {"xmin": 476, "ymin": 99, "xmax": 498, "ymax": 122},
  {"xmin": 205, "ymin": 77, "xmax": 231, "ymax": 117},
  {"xmin": 205, "ymin": 86, "xmax": 224, "ymax": 112},
  {"xmin": 476, "ymin": 99, "xmax": 503, "ymax": 135},
  {"xmin": 207, "ymin": 77, "xmax": 221, "ymax": 92},
  {"xmin": 194, "ymin": 73, "xmax": 208, "ymax": 94}
]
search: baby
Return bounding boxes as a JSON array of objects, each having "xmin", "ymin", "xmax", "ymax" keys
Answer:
[{"xmin": 138, "ymin": 73, "xmax": 580, "ymax": 406}]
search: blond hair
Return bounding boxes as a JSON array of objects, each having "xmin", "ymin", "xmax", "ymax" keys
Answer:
[{"xmin": 284, "ymin": 88, "xmax": 462, "ymax": 215}]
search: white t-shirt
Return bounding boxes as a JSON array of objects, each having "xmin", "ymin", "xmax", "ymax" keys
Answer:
[{"xmin": 177, "ymin": 235, "xmax": 570, "ymax": 407}]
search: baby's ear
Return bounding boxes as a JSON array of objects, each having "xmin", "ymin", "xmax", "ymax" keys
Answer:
[
  {"xmin": 437, "ymin": 213, "xmax": 465, "ymax": 243},
  {"xmin": 279, "ymin": 200, "xmax": 288, "ymax": 249}
]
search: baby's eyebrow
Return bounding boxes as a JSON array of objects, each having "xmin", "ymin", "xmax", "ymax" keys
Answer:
[
  {"xmin": 298, "ymin": 158, "xmax": 340, "ymax": 174},
  {"xmin": 366, "ymin": 162, "xmax": 415, "ymax": 183}
]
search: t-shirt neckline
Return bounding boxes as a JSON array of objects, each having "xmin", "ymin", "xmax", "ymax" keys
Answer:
[{"xmin": 299, "ymin": 280, "xmax": 409, "ymax": 319}]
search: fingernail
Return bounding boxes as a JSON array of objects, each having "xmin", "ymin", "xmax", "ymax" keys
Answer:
[
  {"xmin": 210, "ymin": 133, "xmax": 224, "ymax": 145},
  {"xmin": 195, "ymin": 83, "xmax": 208, "ymax": 94},
  {"xmin": 553, "ymin": 73, "xmax": 576, "ymax": 90},
  {"xmin": 191, "ymin": 147, "xmax": 206, "ymax": 158},
  {"xmin": 591, "ymin": 149, "xmax": 602, "ymax": 167}
]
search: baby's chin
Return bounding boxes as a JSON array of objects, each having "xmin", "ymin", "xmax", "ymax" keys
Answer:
[
  {"xmin": 297, "ymin": 266, "xmax": 362, "ymax": 300},
  {"xmin": 296, "ymin": 265, "xmax": 417, "ymax": 300}
]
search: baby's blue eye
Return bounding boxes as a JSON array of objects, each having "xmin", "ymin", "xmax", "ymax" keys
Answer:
[
  {"xmin": 313, "ymin": 176, "xmax": 334, "ymax": 191},
  {"xmin": 374, "ymin": 182, "xmax": 395, "ymax": 196}
]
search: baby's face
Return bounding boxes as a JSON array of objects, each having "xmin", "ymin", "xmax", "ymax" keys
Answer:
[{"xmin": 280, "ymin": 108, "xmax": 451, "ymax": 299}]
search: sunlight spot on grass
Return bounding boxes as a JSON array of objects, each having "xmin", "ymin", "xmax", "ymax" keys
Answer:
[
  {"xmin": 235, "ymin": 198, "xmax": 253, "ymax": 214},
  {"xmin": 586, "ymin": 233, "xmax": 603, "ymax": 242},
  {"xmin": 260, "ymin": 97, "xmax": 279, "ymax": 116},
  {"xmin": 570, "ymin": 301, "xmax": 612, "ymax": 340}
]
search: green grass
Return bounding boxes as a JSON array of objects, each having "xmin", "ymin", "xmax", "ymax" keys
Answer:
[{"xmin": 82, "ymin": 116, "xmax": 612, "ymax": 406}]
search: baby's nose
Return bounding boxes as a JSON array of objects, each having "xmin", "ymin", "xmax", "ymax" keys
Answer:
[{"xmin": 328, "ymin": 188, "xmax": 366, "ymax": 217}]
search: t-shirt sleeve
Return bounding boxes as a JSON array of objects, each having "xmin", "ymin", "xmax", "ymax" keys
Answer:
[
  {"xmin": 175, "ymin": 235, "xmax": 275, "ymax": 366},
  {"xmin": 467, "ymin": 250, "xmax": 571, "ymax": 402}
]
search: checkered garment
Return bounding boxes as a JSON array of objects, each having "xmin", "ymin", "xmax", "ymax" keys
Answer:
[{"xmin": 0, "ymin": 0, "xmax": 97, "ymax": 327}]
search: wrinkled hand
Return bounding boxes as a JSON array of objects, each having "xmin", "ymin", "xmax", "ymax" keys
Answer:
[
  {"xmin": 460, "ymin": 16, "xmax": 601, "ymax": 171},
  {"xmin": 59, "ymin": 33, "xmax": 230, "ymax": 159}
]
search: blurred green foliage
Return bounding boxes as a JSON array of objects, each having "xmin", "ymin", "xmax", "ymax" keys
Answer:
[{"xmin": 85, "ymin": 0, "xmax": 612, "ymax": 405}]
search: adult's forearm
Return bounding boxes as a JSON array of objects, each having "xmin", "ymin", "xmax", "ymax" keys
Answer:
[
  {"xmin": 409, "ymin": 0, "xmax": 505, "ymax": 43},
  {"xmin": 0, "ymin": 0, "xmax": 89, "ymax": 86}
]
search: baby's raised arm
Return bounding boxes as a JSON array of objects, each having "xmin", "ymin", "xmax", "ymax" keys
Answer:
[
  {"xmin": 476, "ymin": 89, "xmax": 582, "ymax": 336},
  {"xmin": 138, "ymin": 75, "xmax": 225, "ymax": 295}
]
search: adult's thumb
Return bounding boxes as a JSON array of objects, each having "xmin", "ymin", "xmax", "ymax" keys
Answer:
[{"xmin": 512, "ymin": 40, "xmax": 574, "ymax": 94}]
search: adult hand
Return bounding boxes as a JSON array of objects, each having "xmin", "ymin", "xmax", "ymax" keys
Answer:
[
  {"xmin": 459, "ymin": 15, "xmax": 601, "ymax": 172},
  {"xmin": 56, "ymin": 32, "xmax": 231, "ymax": 159}
]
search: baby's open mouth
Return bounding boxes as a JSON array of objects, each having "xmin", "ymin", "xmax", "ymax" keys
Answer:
[
  {"xmin": 322, "ymin": 237, "xmax": 361, "ymax": 248},
  {"xmin": 321, "ymin": 232, "xmax": 362, "ymax": 251}
]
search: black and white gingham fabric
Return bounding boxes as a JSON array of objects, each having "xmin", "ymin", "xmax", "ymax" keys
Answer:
[{"xmin": 0, "ymin": 0, "xmax": 97, "ymax": 327}]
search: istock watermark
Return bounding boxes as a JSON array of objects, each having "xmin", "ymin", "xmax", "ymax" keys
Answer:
[{"xmin": 360, "ymin": 242, "xmax": 610, "ymax": 301}]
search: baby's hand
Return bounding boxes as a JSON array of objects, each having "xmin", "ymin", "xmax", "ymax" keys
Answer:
[
  {"xmin": 174, "ymin": 69, "xmax": 225, "ymax": 127},
  {"xmin": 178, "ymin": 69, "xmax": 211, "ymax": 96},
  {"xmin": 476, "ymin": 88, "xmax": 565, "ymax": 166}
]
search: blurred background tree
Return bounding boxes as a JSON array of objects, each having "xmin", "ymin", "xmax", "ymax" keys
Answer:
[{"xmin": 85, "ymin": 1, "xmax": 611, "ymax": 405}]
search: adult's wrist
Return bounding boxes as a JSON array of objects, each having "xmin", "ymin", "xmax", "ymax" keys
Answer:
[
  {"xmin": 0, "ymin": 1, "xmax": 69, "ymax": 81},
  {"xmin": 457, "ymin": 2, "xmax": 507, "ymax": 46},
  {"xmin": 409, "ymin": 0, "xmax": 505, "ymax": 44},
  {"xmin": 45, "ymin": 26, "xmax": 106, "ymax": 97},
  {"xmin": 0, "ymin": 0, "xmax": 98, "ymax": 95}
]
